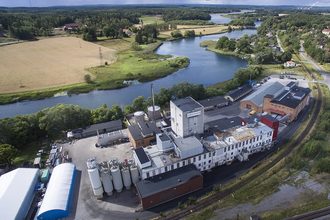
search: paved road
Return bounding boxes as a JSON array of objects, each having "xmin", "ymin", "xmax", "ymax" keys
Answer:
[
  {"xmin": 299, "ymin": 42, "xmax": 330, "ymax": 88},
  {"xmin": 276, "ymin": 33, "xmax": 285, "ymax": 52}
]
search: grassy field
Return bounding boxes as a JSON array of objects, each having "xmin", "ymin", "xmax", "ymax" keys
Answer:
[
  {"xmin": 139, "ymin": 15, "xmax": 165, "ymax": 25},
  {"xmin": 320, "ymin": 63, "xmax": 330, "ymax": 73},
  {"xmin": 160, "ymin": 24, "xmax": 228, "ymax": 37},
  {"xmin": 0, "ymin": 37, "xmax": 117, "ymax": 94}
]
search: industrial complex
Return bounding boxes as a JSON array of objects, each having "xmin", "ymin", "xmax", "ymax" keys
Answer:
[{"xmin": 0, "ymin": 77, "xmax": 312, "ymax": 219}]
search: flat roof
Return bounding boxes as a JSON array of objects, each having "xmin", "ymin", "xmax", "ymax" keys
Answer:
[
  {"xmin": 242, "ymin": 82, "xmax": 285, "ymax": 107},
  {"xmin": 136, "ymin": 164, "xmax": 201, "ymax": 198},
  {"xmin": 135, "ymin": 147, "xmax": 150, "ymax": 164},
  {"xmin": 0, "ymin": 168, "xmax": 39, "ymax": 220},
  {"xmin": 158, "ymin": 133, "xmax": 170, "ymax": 142},
  {"xmin": 171, "ymin": 97, "xmax": 202, "ymax": 112},
  {"xmin": 199, "ymin": 96, "xmax": 228, "ymax": 108},
  {"xmin": 205, "ymin": 116, "xmax": 242, "ymax": 132},
  {"xmin": 128, "ymin": 122, "xmax": 161, "ymax": 141},
  {"xmin": 82, "ymin": 120, "xmax": 122, "ymax": 134}
]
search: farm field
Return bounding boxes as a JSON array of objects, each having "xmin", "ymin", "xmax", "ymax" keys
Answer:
[
  {"xmin": 0, "ymin": 37, "xmax": 116, "ymax": 94},
  {"xmin": 160, "ymin": 24, "xmax": 228, "ymax": 37}
]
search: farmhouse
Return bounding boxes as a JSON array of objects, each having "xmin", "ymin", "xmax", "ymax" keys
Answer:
[
  {"xmin": 284, "ymin": 60, "xmax": 296, "ymax": 68},
  {"xmin": 322, "ymin": 28, "xmax": 330, "ymax": 37},
  {"xmin": 63, "ymin": 23, "xmax": 79, "ymax": 31}
]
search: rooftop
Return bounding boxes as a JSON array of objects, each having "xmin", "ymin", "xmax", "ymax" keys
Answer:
[
  {"xmin": 205, "ymin": 116, "xmax": 242, "ymax": 132},
  {"xmin": 171, "ymin": 97, "xmax": 203, "ymax": 112},
  {"xmin": 134, "ymin": 147, "xmax": 150, "ymax": 165},
  {"xmin": 136, "ymin": 164, "xmax": 202, "ymax": 198},
  {"xmin": 242, "ymin": 82, "xmax": 285, "ymax": 107},
  {"xmin": 198, "ymin": 96, "xmax": 228, "ymax": 108},
  {"xmin": 128, "ymin": 121, "xmax": 161, "ymax": 141},
  {"xmin": 226, "ymin": 84, "xmax": 253, "ymax": 100},
  {"xmin": 271, "ymin": 86, "xmax": 311, "ymax": 108},
  {"xmin": 82, "ymin": 120, "xmax": 122, "ymax": 135}
]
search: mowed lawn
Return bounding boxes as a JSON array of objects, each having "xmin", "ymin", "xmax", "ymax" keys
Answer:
[
  {"xmin": 160, "ymin": 24, "xmax": 228, "ymax": 37},
  {"xmin": 0, "ymin": 37, "xmax": 117, "ymax": 93}
]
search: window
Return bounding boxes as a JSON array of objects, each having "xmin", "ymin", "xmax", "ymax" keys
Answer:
[
  {"xmin": 224, "ymin": 147, "xmax": 226, "ymax": 152},
  {"xmin": 231, "ymin": 152, "xmax": 233, "ymax": 155},
  {"xmin": 199, "ymin": 155, "xmax": 201, "ymax": 161},
  {"xmin": 204, "ymin": 154, "xmax": 206, "ymax": 159},
  {"xmin": 171, "ymin": 165, "xmax": 174, "ymax": 170},
  {"xmin": 208, "ymin": 160, "xmax": 211, "ymax": 163},
  {"xmin": 146, "ymin": 172, "xmax": 150, "ymax": 178},
  {"xmin": 193, "ymin": 157, "xmax": 196, "ymax": 162},
  {"xmin": 204, "ymin": 162, "xmax": 206, "ymax": 165},
  {"xmin": 209, "ymin": 152, "xmax": 211, "ymax": 157},
  {"xmin": 165, "ymin": 166, "xmax": 168, "ymax": 172},
  {"xmin": 232, "ymin": 146, "xmax": 234, "ymax": 150},
  {"xmin": 213, "ymin": 152, "xmax": 216, "ymax": 156}
]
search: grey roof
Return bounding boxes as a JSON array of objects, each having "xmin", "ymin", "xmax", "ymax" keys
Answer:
[
  {"xmin": 199, "ymin": 96, "xmax": 228, "ymax": 108},
  {"xmin": 226, "ymin": 84, "xmax": 253, "ymax": 101},
  {"xmin": 271, "ymin": 86, "xmax": 311, "ymax": 109},
  {"xmin": 286, "ymin": 81, "xmax": 296, "ymax": 88},
  {"xmin": 242, "ymin": 82, "xmax": 285, "ymax": 107},
  {"xmin": 173, "ymin": 136, "xmax": 203, "ymax": 153},
  {"xmin": 171, "ymin": 97, "xmax": 203, "ymax": 112},
  {"xmin": 128, "ymin": 122, "xmax": 161, "ymax": 141},
  {"xmin": 82, "ymin": 120, "xmax": 122, "ymax": 135},
  {"xmin": 158, "ymin": 133, "xmax": 170, "ymax": 142},
  {"xmin": 134, "ymin": 148, "xmax": 150, "ymax": 164},
  {"xmin": 136, "ymin": 164, "xmax": 202, "ymax": 198},
  {"xmin": 205, "ymin": 116, "xmax": 242, "ymax": 132}
]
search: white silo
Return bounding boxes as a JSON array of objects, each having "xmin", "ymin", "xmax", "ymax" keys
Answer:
[
  {"xmin": 134, "ymin": 111, "xmax": 145, "ymax": 124},
  {"xmin": 100, "ymin": 162, "xmax": 113, "ymax": 196},
  {"xmin": 121, "ymin": 165, "xmax": 132, "ymax": 190},
  {"xmin": 86, "ymin": 158, "xmax": 103, "ymax": 199},
  {"xmin": 110, "ymin": 165, "xmax": 123, "ymax": 192},
  {"xmin": 129, "ymin": 164, "xmax": 140, "ymax": 185},
  {"xmin": 147, "ymin": 105, "xmax": 162, "ymax": 120}
]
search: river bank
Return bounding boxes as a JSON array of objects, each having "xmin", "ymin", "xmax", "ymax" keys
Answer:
[{"xmin": 0, "ymin": 40, "xmax": 189, "ymax": 105}]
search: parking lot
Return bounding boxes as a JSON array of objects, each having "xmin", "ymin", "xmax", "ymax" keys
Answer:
[{"xmin": 62, "ymin": 136, "xmax": 158, "ymax": 220}]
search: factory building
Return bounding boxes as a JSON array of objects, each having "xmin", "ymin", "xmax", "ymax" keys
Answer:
[
  {"xmin": 135, "ymin": 164, "xmax": 203, "ymax": 210},
  {"xmin": 37, "ymin": 163, "xmax": 76, "ymax": 220},
  {"xmin": 67, "ymin": 119, "xmax": 123, "ymax": 139},
  {"xmin": 0, "ymin": 168, "xmax": 39, "ymax": 220},
  {"xmin": 225, "ymin": 84, "xmax": 253, "ymax": 102},
  {"xmin": 199, "ymin": 96, "xmax": 229, "ymax": 111},
  {"xmin": 128, "ymin": 121, "xmax": 161, "ymax": 148},
  {"xmin": 260, "ymin": 115, "xmax": 280, "ymax": 140},
  {"xmin": 133, "ymin": 121, "xmax": 274, "ymax": 180},
  {"xmin": 263, "ymin": 82, "xmax": 311, "ymax": 122},
  {"xmin": 170, "ymin": 97, "xmax": 204, "ymax": 137},
  {"xmin": 240, "ymin": 82, "xmax": 285, "ymax": 113}
]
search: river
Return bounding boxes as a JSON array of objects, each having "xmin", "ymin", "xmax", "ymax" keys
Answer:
[{"xmin": 0, "ymin": 15, "xmax": 259, "ymax": 118}]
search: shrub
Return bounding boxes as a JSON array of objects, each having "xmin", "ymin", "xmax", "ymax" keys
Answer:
[
  {"xmin": 314, "ymin": 158, "xmax": 330, "ymax": 173},
  {"xmin": 84, "ymin": 74, "xmax": 93, "ymax": 84}
]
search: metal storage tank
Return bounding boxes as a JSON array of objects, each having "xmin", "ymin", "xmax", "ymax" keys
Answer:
[
  {"xmin": 129, "ymin": 164, "xmax": 140, "ymax": 185},
  {"xmin": 86, "ymin": 158, "xmax": 103, "ymax": 199},
  {"xmin": 99, "ymin": 162, "xmax": 113, "ymax": 196},
  {"xmin": 147, "ymin": 105, "xmax": 162, "ymax": 120},
  {"xmin": 134, "ymin": 111, "xmax": 145, "ymax": 124},
  {"xmin": 121, "ymin": 165, "xmax": 132, "ymax": 190},
  {"xmin": 110, "ymin": 165, "xmax": 123, "ymax": 192}
]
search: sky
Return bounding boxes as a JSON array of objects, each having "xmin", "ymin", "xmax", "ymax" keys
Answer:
[{"xmin": 0, "ymin": 0, "xmax": 330, "ymax": 7}]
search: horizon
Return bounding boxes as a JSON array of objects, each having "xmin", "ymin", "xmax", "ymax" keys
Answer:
[{"xmin": 1, "ymin": 0, "xmax": 330, "ymax": 8}]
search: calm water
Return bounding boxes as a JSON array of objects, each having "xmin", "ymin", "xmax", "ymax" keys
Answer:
[{"xmin": 0, "ymin": 20, "xmax": 258, "ymax": 118}]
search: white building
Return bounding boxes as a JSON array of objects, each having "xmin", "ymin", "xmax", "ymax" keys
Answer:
[
  {"xmin": 133, "ymin": 122, "xmax": 274, "ymax": 180},
  {"xmin": 170, "ymin": 97, "xmax": 204, "ymax": 137}
]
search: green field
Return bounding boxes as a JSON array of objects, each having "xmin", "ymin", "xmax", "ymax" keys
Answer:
[
  {"xmin": 200, "ymin": 40, "xmax": 243, "ymax": 58},
  {"xmin": 140, "ymin": 15, "xmax": 165, "ymax": 25}
]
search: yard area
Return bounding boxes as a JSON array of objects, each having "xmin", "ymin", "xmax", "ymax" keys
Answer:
[
  {"xmin": 139, "ymin": 15, "xmax": 165, "ymax": 25},
  {"xmin": 0, "ymin": 37, "xmax": 117, "ymax": 94}
]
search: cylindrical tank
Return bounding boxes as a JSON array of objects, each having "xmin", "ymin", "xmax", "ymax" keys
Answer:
[
  {"xmin": 100, "ymin": 162, "xmax": 113, "ymax": 196},
  {"xmin": 134, "ymin": 111, "xmax": 145, "ymax": 124},
  {"xmin": 130, "ymin": 164, "xmax": 139, "ymax": 185},
  {"xmin": 147, "ymin": 105, "xmax": 161, "ymax": 120},
  {"xmin": 111, "ymin": 165, "xmax": 123, "ymax": 192},
  {"xmin": 87, "ymin": 168, "xmax": 103, "ymax": 198},
  {"xmin": 121, "ymin": 165, "xmax": 132, "ymax": 190}
]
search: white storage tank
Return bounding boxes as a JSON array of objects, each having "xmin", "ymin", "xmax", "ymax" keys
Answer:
[
  {"xmin": 129, "ymin": 164, "xmax": 140, "ymax": 185},
  {"xmin": 111, "ymin": 165, "xmax": 123, "ymax": 192},
  {"xmin": 121, "ymin": 165, "xmax": 132, "ymax": 190},
  {"xmin": 100, "ymin": 162, "xmax": 113, "ymax": 196},
  {"xmin": 134, "ymin": 111, "xmax": 145, "ymax": 124},
  {"xmin": 86, "ymin": 158, "xmax": 103, "ymax": 199},
  {"xmin": 147, "ymin": 105, "xmax": 161, "ymax": 120}
]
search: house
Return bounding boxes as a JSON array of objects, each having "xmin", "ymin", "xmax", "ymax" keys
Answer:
[
  {"xmin": 63, "ymin": 23, "xmax": 79, "ymax": 31},
  {"xmin": 198, "ymin": 96, "xmax": 229, "ymax": 111},
  {"xmin": 322, "ymin": 29, "xmax": 330, "ymax": 37},
  {"xmin": 123, "ymin": 28, "xmax": 133, "ymax": 37},
  {"xmin": 284, "ymin": 60, "xmax": 296, "ymax": 68}
]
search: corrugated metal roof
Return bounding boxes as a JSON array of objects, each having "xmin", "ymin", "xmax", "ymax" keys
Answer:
[
  {"xmin": 0, "ymin": 168, "xmax": 39, "ymax": 220},
  {"xmin": 37, "ymin": 163, "xmax": 76, "ymax": 220},
  {"xmin": 242, "ymin": 82, "xmax": 285, "ymax": 107}
]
